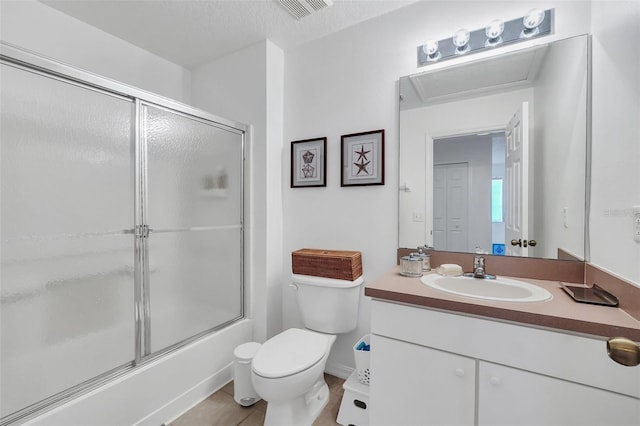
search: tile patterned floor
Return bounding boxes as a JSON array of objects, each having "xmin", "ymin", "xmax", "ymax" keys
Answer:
[{"xmin": 170, "ymin": 374, "xmax": 345, "ymax": 426}]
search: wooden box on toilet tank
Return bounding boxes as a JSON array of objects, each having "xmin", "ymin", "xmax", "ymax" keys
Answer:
[{"xmin": 291, "ymin": 249, "xmax": 362, "ymax": 281}]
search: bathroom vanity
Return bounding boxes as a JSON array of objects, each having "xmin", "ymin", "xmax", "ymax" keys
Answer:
[{"xmin": 366, "ymin": 268, "xmax": 640, "ymax": 426}]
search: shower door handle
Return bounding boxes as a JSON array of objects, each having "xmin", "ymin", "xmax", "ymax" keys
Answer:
[{"xmin": 134, "ymin": 225, "xmax": 151, "ymax": 238}]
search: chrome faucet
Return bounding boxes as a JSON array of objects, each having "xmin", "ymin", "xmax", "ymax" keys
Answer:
[
  {"xmin": 472, "ymin": 255, "xmax": 496, "ymax": 279},
  {"xmin": 473, "ymin": 255, "xmax": 485, "ymax": 278}
]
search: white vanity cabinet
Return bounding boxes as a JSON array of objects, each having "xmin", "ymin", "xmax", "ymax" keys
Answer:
[
  {"xmin": 371, "ymin": 335, "xmax": 475, "ymax": 425},
  {"xmin": 370, "ymin": 300, "xmax": 640, "ymax": 426},
  {"xmin": 478, "ymin": 361, "xmax": 639, "ymax": 426}
]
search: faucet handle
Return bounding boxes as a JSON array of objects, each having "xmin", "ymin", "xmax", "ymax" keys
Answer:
[{"xmin": 474, "ymin": 255, "xmax": 484, "ymax": 267}]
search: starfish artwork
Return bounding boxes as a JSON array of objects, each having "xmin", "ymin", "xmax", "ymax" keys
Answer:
[
  {"xmin": 354, "ymin": 144, "xmax": 370, "ymax": 161},
  {"xmin": 353, "ymin": 158, "xmax": 371, "ymax": 175},
  {"xmin": 352, "ymin": 144, "xmax": 372, "ymax": 175},
  {"xmin": 341, "ymin": 131, "xmax": 383, "ymax": 186}
]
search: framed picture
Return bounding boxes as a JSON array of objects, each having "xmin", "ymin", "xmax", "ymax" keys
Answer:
[
  {"xmin": 291, "ymin": 137, "xmax": 327, "ymax": 188},
  {"xmin": 341, "ymin": 129, "xmax": 385, "ymax": 186}
]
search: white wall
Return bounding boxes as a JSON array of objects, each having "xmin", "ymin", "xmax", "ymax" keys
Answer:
[
  {"xmin": 0, "ymin": 0, "xmax": 191, "ymax": 103},
  {"xmin": 533, "ymin": 35, "xmax": 588, "ymax": 260},
  {"xmin": 589, "ymin": 0, "xmax": 640, "ymax": 284},
  {"xmin": 283, "ymin": 0, "xmax": 595, "ymax": 374},
  {"xmin": 190, "ymin": 40, "xmax": 285, "ymax": 342}
]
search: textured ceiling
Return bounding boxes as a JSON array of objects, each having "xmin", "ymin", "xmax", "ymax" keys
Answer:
[{"xmin": 41, "ymin": 0, "xmax": 420, "ymax": 69}]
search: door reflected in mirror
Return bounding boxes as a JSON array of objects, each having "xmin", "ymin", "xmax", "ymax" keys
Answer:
[{"xmin": 399, "ymin": 35, "xmax": 589, "ymax": 261}]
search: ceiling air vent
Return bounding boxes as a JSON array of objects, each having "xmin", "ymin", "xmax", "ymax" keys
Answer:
[{"xmin": 278, "ymin": 0, "xmax": 334, "ymax": 20}]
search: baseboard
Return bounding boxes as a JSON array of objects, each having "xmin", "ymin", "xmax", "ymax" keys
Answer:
[
  {"xmin": 135, "ymin": 363, "xmax": 233, "ymax": 426},
  {"xmin": 325, "ymin": 361, "xmax": 354, "ymax": 380}
]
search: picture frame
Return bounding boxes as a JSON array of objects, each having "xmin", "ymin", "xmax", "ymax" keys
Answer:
[
  {"xmin": 291, "ymin": 137, "xmax": 327, "ymax": 188},
  {"xmin": 341, "ymin": 129, "xmax": 385, "ymax": 186}
]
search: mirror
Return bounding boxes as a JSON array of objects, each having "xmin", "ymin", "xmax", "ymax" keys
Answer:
[{"xmin": 399, "ymin": 34, "xmax": 589, "ymax": 261}]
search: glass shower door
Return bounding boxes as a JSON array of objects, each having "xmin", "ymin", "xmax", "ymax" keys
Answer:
[
  {"xmin": 141, "ymin": 104, "xmax": 243, "ymax": 354},
  {"xmin": 0, "ymin": 64, "xmax": 135, "ymax": 417}
]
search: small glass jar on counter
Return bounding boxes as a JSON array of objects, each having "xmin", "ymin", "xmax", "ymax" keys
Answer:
[
  {"xmin": 421, "ymin": 252, "xmax": 431, "ymax": 271},
  {"xmin": 400, "ymin": 255, "xmax": 423, "ymax": 277},
  {"xmin": 411, "ymin": 247, "xmax": 431, "ymax": 272}
]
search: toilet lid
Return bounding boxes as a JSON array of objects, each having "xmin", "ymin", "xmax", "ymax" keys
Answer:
[{"xmin": 252, "ymin": 329, "xmax": 330, "ymax": 378}]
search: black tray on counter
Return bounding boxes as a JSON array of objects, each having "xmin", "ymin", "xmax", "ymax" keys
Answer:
[{"xmin": 561, "ymin": 283, "xmax": 619, "ymax": 307}]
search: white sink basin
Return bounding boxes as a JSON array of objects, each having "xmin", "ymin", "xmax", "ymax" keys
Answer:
[{"xmin": 420, "ymin": 274, "xmax": 552, "ymax": 302}]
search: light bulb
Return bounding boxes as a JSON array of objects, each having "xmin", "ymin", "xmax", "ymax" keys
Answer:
[
  {"xmin": 423, "ymin": 39, "xmax": 438, "ymax": 56},
  {"xmin": 453, "ymin": 29, "xmax": 470, "ymax": 48},
  {"xmin": 452, "ymin": 29, "xmax": 470, "ymax": 55},
  {"xmin": 485, "ymin": 19, "xmax": 504, "ymax": 40},
  {"xmin": 523, "ymin": 9, "xmax": 545, "ymax": 29},
  {"xmin": 485, "ymin": 19, "xmax": 504, "ymax": 47},
  {"xmin": 422, "ymin": 39, "xmax": 440, "ymax": 59}
]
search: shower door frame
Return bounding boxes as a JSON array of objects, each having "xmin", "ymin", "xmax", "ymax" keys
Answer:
[{"xmin": 0, "ymin": 42, "xmax": 249, "ymax": 426}]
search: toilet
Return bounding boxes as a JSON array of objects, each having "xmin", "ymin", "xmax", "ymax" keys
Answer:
[{"xmin": 251, "ymin": 273, "xmax": 364, "ymax": 426}]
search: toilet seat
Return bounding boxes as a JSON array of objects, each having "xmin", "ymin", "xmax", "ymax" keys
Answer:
[{"xmin": 252, "ymin": 328, "xmax": 331, "ymax": 378}]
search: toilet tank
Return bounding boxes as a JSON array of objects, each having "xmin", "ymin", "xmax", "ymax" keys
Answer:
[{"xmin": 291, "ymin": 274, "xmax": 364, "ymax": 334}]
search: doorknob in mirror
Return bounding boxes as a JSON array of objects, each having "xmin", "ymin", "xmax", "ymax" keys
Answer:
[{"xmin": 511, "ymin": 239, "xmax": 537, "ymax": 247}]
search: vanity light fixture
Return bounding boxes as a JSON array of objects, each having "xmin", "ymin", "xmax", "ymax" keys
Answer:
[{"xmin": 417, "ymin": 8, "xmax": 553, "ymax": 67}]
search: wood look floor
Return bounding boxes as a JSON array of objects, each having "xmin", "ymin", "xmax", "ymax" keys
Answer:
[{"xmin": 170, "ymin": 374, "xmax": 345, "ymax": 426}]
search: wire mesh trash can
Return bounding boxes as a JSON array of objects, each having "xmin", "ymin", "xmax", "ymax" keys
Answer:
[
  {"xmin": 233, "ymin": 342, "xmax": 262, "ymax": 406},
  {"xmin": 353, "ymin": 334, "xmax": 371, "ymax": 385}
]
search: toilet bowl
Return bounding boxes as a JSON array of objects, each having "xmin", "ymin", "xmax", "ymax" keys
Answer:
[
  {"xmin": 252, "ymin": 328, "xmax": 336, "ymax": 425},
  {"xmin": 250, "ymin": 273, "xmax": 363, "ymax": 426}
]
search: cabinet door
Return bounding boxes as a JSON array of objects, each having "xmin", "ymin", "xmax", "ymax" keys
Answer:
[
  {"xmin": 479, "ymin": 361, "xmax": 640, "ymax": 426},
  {"xmin": 370, "ymin": 335, "xmax": 475, "ymax": 426}
]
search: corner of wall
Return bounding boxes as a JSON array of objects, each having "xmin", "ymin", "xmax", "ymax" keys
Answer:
[
  {"xmin": 588, "ymin": 0, "xmax": 640, "ymax": 285},
  {"xmin": 265, "ymin": 39, "xmax": 285, "ymax": 339}
]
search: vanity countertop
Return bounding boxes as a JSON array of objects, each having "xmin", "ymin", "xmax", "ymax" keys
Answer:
[{"xmin": 365, "ymin": 267, "xmax": 640, "ymax": 341}]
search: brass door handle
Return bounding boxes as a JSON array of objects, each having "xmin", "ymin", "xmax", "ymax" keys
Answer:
[
  {"xmin": 511, "ymin": 239, "xmax": 537, "ymax": 247},
  {"xmin": 607, "ymin": 337, "xmax": 640, "ymax": 366}
]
